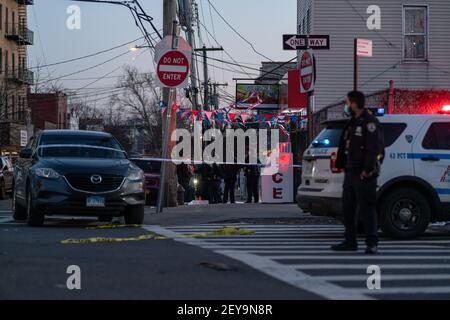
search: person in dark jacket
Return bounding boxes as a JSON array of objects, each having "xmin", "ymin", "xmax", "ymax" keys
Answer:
[
  {"xmin": 210, "ymin": 163, "xmax": 223, "ymax": 204},
  {"xmin": 332, "ymin": 90, "xmax": 385, "ymax": 255},
  {"xmin": 222, "ymin": 164, "xmax": 240, "ymax": 204},
  {"xmin": 177, "ymin": 163, "xmax": 194, "ymax": 202},
  {"xmin": 244, "ymin": 162, "xmax": 261, "ymax": 204}
]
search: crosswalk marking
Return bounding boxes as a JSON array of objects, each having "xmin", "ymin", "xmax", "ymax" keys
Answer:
[
  {"xmin": 0, "ymin": 217, "xmax": 13, "ymax": 224},
  {"xmin": 316, "ymin": 274, "xmax": 450, "ymax": 281},
  {"xmin": 145, "ymin": 223, "xmax": 450, "ymax": 300},
  {"xmin": 291, "ymin": 264, "xmax": 450, "ymax": 270}
]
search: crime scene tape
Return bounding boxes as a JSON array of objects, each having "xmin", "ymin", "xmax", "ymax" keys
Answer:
[
  {"xmin": 130, "ymin": 156, "xmax": 303, "ymax": 168},
  {"xmin": 85, "ymin": 224, "xmax": 144, "ymax": 230},
  {"xmin": 181, "ymin": 227, "xmax": 256, "ymax": 238},
  {"xmin": 61, "ymin": 233, "xmax": 168, "ymax": 244}
]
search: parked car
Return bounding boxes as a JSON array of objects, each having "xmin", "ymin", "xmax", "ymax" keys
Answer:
[
  {"xmin": 297, "ymin": 114, "xmax": 450, "ymax": 239},
  {"xmin": 0, "ymin": 156, "xmax": 14, "ymax": 199},
  {"xmin": 130, "ymin": 158, "xmax": 161, "ymax": 206},
  {"xmin": 12, "ymin": 130, "xmax": 146, "ymax": 226}
]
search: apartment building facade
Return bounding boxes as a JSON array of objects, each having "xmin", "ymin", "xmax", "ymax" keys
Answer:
[
  {"xmin": 297, "ymin": 0, "xmax": 450, "ymax": 113},
  {"xmin": 0, "ymin": 0, "xmax": 33, "ymax": 155}
]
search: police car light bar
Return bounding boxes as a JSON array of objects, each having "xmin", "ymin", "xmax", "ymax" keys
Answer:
[{"xmin": 438, "ymin": 105, "xmax": 450, "ymax": 114}]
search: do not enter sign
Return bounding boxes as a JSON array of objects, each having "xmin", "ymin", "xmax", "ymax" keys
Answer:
[
  {"xmin": 154, "ymin": 35, "xmax": 192, "ymax": 88},
  {"xmin": 157, "ymin": 50, "xmax": 190, "ymax": 88},
  {"xmin": 300, "ymin": 50, "xmax": 315, "ymax": 93}
]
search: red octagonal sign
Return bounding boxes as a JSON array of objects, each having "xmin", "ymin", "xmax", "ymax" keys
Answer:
[
  {"xmin": 300, "ymin": 51, "xmax": 314, "ymax": 93},
  {"xmin": 157, "ymin": 50, "xmax": 190, "ymax": 88}
]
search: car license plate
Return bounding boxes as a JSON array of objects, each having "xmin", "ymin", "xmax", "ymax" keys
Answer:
[
  {"xmin": 303, "ymin": 162, "xmax": 313, "ymax": 175},
  {"xmin": 86, "ymin": 196, "xmax": 105, "ymax": 208}
]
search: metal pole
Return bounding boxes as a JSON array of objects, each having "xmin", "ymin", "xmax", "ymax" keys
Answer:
[
  {"xmin": 186, "ymin": 29, "xmax": 199, "ymax": 110},
  {"xmin": 354, "ymin": 38, "xmax": 358, "ymax": 91},
  {"xmin": 156, "ymin": 0, "xmax": 177, "ymax": 214},
  {"xmin": 202, "ymin": 45, "xmax": 209, "ymax": 110},
  {"xmin": 156, "ymin": 89, "xmax": 173, "ymax": 214}
]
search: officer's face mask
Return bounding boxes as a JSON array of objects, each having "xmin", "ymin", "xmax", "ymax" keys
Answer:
[{"xmin": 344, "ymin": 104, "xmax": 355, "ymax": 117}]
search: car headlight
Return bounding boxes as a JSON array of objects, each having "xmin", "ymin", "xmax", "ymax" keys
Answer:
[
  {"xmin": 35, "ymin": 168, "xmax": 60, "ymax": 180},
  {"xmin": 128, "ymin": 169, "xmax": 144, "ymax": 182}
]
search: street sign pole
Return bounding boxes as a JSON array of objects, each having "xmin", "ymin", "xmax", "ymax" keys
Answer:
[
  {"xmin": 354, "ymin": 38, "xmax": 358, "ymax": 91},
  {"xmin": 156, "ymin": 20, "xmax": 184, "ymax": 214},
  {"xmin": 156, "ymin": 89, "xmax": 174, "ymax": 214}
]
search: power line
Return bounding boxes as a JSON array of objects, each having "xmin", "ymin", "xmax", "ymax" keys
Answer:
[
  {"xmin": 35, "ymin": 50, "xmax": 132, "ymax": 85},
  {"xmin": 206, "ymin": 0, "xmax": 274, "ymax": 62},
  {"xmin": 29, "ymin": 35, "xmax": 151, "ymax": 70},
  {"xmin": 197, "ymin": 19, "xmax": 253, "ymax": 78}
]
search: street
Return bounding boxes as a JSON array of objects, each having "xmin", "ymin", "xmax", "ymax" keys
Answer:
[{"xmin": 1, "ymin": 199, "xmax": 450, "ymax": 300}]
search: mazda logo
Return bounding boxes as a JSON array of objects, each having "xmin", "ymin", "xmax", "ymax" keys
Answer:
[{"xmin": 90, "ymin": 175, "xmax": 103, "ymax": 184}]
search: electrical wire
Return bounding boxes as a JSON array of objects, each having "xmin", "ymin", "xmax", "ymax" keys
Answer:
[{"xmin": 206, "ymin": 0, "xmax": 274, "ymax": 62}]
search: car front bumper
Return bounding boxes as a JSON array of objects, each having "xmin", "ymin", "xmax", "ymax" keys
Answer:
[
  {"xmin": 297, "ymin": 193, "xmax": 342, "ymax": 217},
  {"xmin": 31, "ymin": 177, "xmax": 145, "ymax": 216}
]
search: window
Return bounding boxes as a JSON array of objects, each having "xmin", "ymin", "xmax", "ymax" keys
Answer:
[
  {"xmin": 4, "ymin": 50, "xmax": 8, "ymax": 75},
  {"xmin": 0, "ymin": 48, "xmax": 2, "ymax": 74},
  {"xmin": 403, "ymin": 5, "xmax": 428, "ymax": 60},
  {"xmin": 422, "ymin": 123, "xmax": 450, "ymax": 150},
  {"xmin": 311, "ymin": 127, "xmax": 343, "ymax": 149},
  {"xmin": 382, "ymin": 123, "xmax": 408, "ymax": 147},
  {"xmin": 0, "ymin": 5, "xmax": 3, "ymax": 31},
  {"xmin": 5, "ymin": 7, "xmax": 8, "ymax": 33}
]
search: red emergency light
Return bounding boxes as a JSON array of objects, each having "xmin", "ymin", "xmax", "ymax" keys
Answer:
[{"xmin": 439, "ymin": 105, "xmax": 450, "ymax": 114}]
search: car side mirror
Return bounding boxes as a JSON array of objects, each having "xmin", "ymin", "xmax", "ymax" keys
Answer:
[{"xmin": 19, "ymin": 148, "xmax": 33, "ymax": 159}]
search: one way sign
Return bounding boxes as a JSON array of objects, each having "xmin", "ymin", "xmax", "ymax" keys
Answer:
[{"xmin": 283, "ymin": 35, "xmax": 330, "ymax": 50}]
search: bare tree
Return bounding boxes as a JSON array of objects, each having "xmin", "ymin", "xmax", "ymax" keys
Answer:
[
  {"xmin": 110, "ymin": 65, "xmax": 163, "ymax": 155},
  {"xmin": 31, "ymin": 58, "xmax": 65, "ymax": 94}
]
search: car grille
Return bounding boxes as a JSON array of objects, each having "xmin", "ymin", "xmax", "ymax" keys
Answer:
[{"xmin": 65, "ymin": 174, "xmax": 125, "ymax": 193}]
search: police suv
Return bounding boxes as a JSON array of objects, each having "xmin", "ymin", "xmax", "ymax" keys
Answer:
[{"xmin": 297, "ymin": 113, "xmax": 450, "ymax": 239}]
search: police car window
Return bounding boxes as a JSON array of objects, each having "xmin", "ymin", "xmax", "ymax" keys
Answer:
[
  {"xmin": 382, "ymin": 123, "xmax": 407, "ymax": 147},
  {"xmin": 311, "ymin": 128, "xmax": 343, "ymax": 148},
  {"xmin": 422, "ymin": 123, "xmax": 450, "ymax": 150}
]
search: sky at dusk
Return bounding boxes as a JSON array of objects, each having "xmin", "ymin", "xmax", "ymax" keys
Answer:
[{"xmin": 28, "ymin": 0, "xmax": 297, "ymax": 107}]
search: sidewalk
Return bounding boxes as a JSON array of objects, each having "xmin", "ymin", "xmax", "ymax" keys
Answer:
[{"xmin": 143, "ymin": 203, "xmax": 337, "ymax": 226}]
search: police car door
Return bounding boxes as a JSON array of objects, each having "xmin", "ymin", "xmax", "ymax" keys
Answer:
[{"xmin": 413, "ymin": 119, "xmax": 450, "ymax": 203}]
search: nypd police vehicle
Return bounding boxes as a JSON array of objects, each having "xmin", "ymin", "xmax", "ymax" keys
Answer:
[{"xmin": 297, "ymin": 111, "xmax": 450, "ymax": 239}]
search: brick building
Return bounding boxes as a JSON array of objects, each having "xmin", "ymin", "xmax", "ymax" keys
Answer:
[
  {"xmin": 28, "ymin": 91, "xmax": 68, "ymax": 131},
  {"xmin": 0, "ymin": 0, "xmax": 34, "ymax": 154}
]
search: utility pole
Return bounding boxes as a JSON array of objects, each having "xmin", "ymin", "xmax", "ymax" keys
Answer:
[
  {"xmin": 210, "ymin": 82, "xmax": 228, "ymax": 110},
  {"xmin": 194, "ymin": 46, "xmax": 223, "ymax": 110},
  {"xmin": 159, "ymin": 0, "xmax": 178, "ymax": 210},
  {"xmin": 353, "ymin": 38, "xmax": 358, "ymax": 91}
]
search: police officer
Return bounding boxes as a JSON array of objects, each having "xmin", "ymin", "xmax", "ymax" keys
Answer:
[{"xmin": 331, "ymin": 91, "xmax": 385, "ymax": 254}]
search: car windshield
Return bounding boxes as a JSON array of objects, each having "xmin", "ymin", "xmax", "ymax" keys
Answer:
[
  {"xmin": 38, "ymin": 135, "xmax": 126, "ymax": 159},
  {"xmin": 132, "ymin": 160, "xmax": 162, "ymax": 173},
  {"xmin": 311, "ymin": 127, "xmax": 343, "ymax": 148}
]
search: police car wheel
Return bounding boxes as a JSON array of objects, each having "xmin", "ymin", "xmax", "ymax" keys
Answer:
[{"xmin": 379, "ymin": 188, "xmax": 431, "ymax": 239}]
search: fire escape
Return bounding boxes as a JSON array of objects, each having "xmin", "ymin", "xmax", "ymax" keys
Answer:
[{"xmin": 3, "ymin": 0, "xmax": 34, "ymax": 123}]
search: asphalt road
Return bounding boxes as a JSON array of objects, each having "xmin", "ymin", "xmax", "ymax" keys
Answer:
[
  {"xmin": 1, "ymin": 199, "xmax": 450, "ymax": 300},
  {"xmin": 0, "ymin": 199, "xmax": 317, "ymax": 300}
]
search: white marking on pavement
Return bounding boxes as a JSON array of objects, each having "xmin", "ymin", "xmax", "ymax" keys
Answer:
[
  {"xmin": 291, "ymin": 264, "xmax": 450, "ymax": 270},
  {"xmin": 266, "ymin": 255, "xmax": 450, "ymax": 260},
  {"xmin": 0, "ymin": 217, "xmax": 13, "ymax": 224},
  {"xmin": 316, "ymin": 274, "xmax": 450, "ymax": 281},
  {"xmin": 215, "ymin": 250, "xmax": 371, "ymax": 300},
  {"xmin": 150, "ymin": 223, "xmax": 450, "ymax": 300}
]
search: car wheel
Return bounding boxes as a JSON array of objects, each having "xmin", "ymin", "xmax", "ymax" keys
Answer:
[
  {"xmin": 98, "ymin": 215, "xmax": 113, "ymax": 223},
  {"xmin": 124, "ymin": 205, "xmax": 145, "ymax": 225},
  {"xmin": 379, "ymin": 188, "xmax": 431, "ymax": 239},
  {"xmin": 26, "ymin": 186, "xmax": 45, "ymax": 227},
  {"xmin": 0, "ymin": 180, "xmax": 7, "ymax": 200},
  {"xmin": 12, "ymin": 188, "xmax": 27, "ymax": 221}
]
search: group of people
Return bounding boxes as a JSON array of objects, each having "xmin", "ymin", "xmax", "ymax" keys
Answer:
[{"xmin": 177, "ymin": 162, "xmax": 261, "ymax": 205}]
